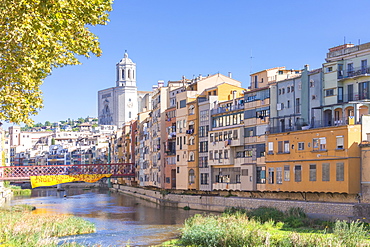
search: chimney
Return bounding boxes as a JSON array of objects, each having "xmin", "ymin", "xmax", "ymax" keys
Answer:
[{"xmin": 228, "ymin": 72, "xmax": 232, "ymax": 78}]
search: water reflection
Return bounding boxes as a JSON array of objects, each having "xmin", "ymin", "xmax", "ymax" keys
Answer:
[{"xmin": 12, "ymin": 187, "xmax": 206, "ymax": 246}]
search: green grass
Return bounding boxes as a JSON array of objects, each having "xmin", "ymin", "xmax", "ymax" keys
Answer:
[
  {"xmin": 171, "ymin": 207, "xmax": 370, "ymax": 247},
  {"xmin": 0, "ymin": 205, "xmax": 95, "ymax": 246}
]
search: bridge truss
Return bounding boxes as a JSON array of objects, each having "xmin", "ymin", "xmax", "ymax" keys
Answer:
[{"xmin": 0, "ymin": 163, "xmax": 135, "ymax": 181}]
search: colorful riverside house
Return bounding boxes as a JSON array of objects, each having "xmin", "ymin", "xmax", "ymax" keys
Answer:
[
  {"xmin": 265, "ymin": 116, "xmax": 370, "ymax": 194},
  {"xmin": 243, "ymin": 86, "xmax": 270, "ymax": 191},
  {"xmin": 137, "ymin": 113, "xmax": 151, "ymax": 187},
  {"xmin": 197, "ymin": 93, "xmax": 215, "ymax": 191},
  {"xmin": 321, "ymin": 42, "xmax": 370, "ymax": 126},
  {"xmin": 164, "ymin": 106, "xmax": 176, "ymax": 189},
  {"xmin": 208, "ymin": 83, "xmax": 246, "ymax": 191},
  {"xmin": 175, "ymin": 86, "xmax": 197, "ymax": 190},
  {"xmin": 186, "ymin": 99, "xmax": 198, "ymax": 190},
  {"xmin": 243, "ymin": 66, "xmax": 301, "ymax": 192}
]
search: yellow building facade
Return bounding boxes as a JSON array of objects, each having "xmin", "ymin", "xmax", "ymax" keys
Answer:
[{"xmin": 265, "ymin": 124, "xmax": 363, "ymax": 194}]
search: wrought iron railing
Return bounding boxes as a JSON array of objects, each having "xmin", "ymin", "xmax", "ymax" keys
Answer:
[{"xmin": 0, "ymin": 163, "xmax": 135, "ymax": 180}]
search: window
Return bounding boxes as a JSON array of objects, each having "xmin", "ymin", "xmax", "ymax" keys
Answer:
[
  {"xmin": 199, "ymin": 157, "xmax": 208, "ymax": 168},
  {"xmin": 295, "ymin": 98, "xmax": 300, "ymax": 114},
  {"xmin": 362, "ymin": 59, "xmax": 368, "ymax": 73},
  {"xmin": 189, "ymin": 105, "xmax": 195, "ymax": 115},
  {"xmin": 325, "ymin": 89, "xmax": 334, "ymax": 97},
  {"xmin": 209, "ymin": 151, "xmax": 213, "ymax": 160},
  {"xmin": 177, "ymin": 167, "xmax": 180, "ymax": 173},
  {"xmin": 179, "ymin": 100, "xmax": 186, "ymax": 108},
  {"xmin": 278, "ymin": 141, "xmax": 283, "ymax": 153},
  {"xmin": 236, "ymin": 174, "xmax": 241, "ymax": 183},
  {"xmin": 224, "ymin": 150, "xmax": 229, "ymax": 159},
  {"xmin": 216, "ymin": 174, "xmax": 230, "ymax": 183},
  {"xmin": 294, "ymin": 165, "xmax": 302, "ymax": 182},
  {"xmin": 322, "ymin": 163, "xmax": 330, "ymax": 181},
  {"xmin": 326, "ymin": 67, "xmax": 333, "ymax": 73},
  {"xmin": 200, "ymin": 173, "xmax": 209, "ymax": 184},
  {"xmin": 268, "ymin": 168, "xmax": 274, "ymax": 184},
  {"xmin": 298, "ymin": 142, "xmax": 304, "ymax": 150},
  {"xmin": 284, "ymin": 165, "xmax": 290, "ymax": 181},
  {"xmin": 189, "ymin": 152, "xmax": 195, "ymax": 162},
  {"xmin": 242, "ymin": 169, "xmax": 249, "ymax": 176},
  {"xmin": 319, "ymin": 137, "xmax": 327, "ymax": 150},
  {"xmin": 347, "ymin": 63, "xmax": 354, "ymax": 75},
  {"xmin": 313, "ymin": 138, "xmax": 319, "ymax": 149},
  {"xmin": 189, "ymin": 169, "xmax": 195, "ymax": 184},
  {"xmin": 214, "ymin": 150, "xmax": 219, "ymax": 160},
  {"xmin": 287, "ymin": 100, "xmax": 290, "ymax": 108},
  {"xmin": 287, "ymin": 87, "xmax": 290, "ymax": 93},
  {"xmin": 233, "ymin": 130, "xmax": 238, "ymax": 140},
  {"xmin": 284, "ymin": 141, "xmax": 290, "ymax": 153},
  {"xmin": 309, "ymin": 164, "xmax": 316, "ymax": 181},
  {"xmin": 279, "ymin": 89, "xmax": 282, "ymax": 95},
  {"xmin": 291, "ymin": 86, "xmax": 294, "ymax": 92},
  {"xmin": 268, "ymin": 142, "xmax": 274, "ymax": 154},
  {"xmin": 336, "ymin": 136, "xmax": 344, "ymax": 149},
  {"xmin": 276, "ymin": 167, "xmax": 282, "ymax": 184},
  {"xmin": 256, "ymin": 167, "xmax": 266, "ymax": 184},
  {"xmin": 336, "ymin": 162, "xmax": 344, "ymax": 181}
]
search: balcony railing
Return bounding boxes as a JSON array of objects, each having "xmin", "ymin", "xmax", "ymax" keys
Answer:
[
  {"xmin": 337, "ymin": 92, "xmax": 370, "ymax": 103},
  {"xmin": 268, "ymin": 117, "xmax": 356, "ymax": 134},
  {"xmin": 211, "ymin": 104, "xmax": 244, "ymax": 115},
  {"xmin": 338, "ymin": 66, "xmax": 370, "ymax": 79}
]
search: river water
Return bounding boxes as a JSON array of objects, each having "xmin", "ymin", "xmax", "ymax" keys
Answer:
[{"xmin": 11, "ymin": 187, "xmax": 206, "ymax": 246}]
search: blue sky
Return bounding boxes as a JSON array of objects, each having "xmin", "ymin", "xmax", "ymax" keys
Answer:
[{"xmin": 17, "ymin": 0, "xmax": 370, "ymax": 126}]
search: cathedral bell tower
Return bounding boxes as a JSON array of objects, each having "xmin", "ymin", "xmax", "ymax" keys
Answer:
[{"xmin": 116, "ymin": 51, "xmax": 136, "ymax": 87}]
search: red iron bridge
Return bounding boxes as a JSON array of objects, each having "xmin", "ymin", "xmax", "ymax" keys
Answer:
[{"xmin": 0, "ymin": 163, "xmax": 135, "ymax": 181}]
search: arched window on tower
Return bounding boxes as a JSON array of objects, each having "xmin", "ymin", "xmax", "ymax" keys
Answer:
[
  {"xmin": 128, "ymin": 69, "xmax": 131, "ymax": 79},
  {"xmin": 133, "ymin": 70, "xmax": 135, "ymax": 79},
  {"xmin": 121, "ymin": 69, "xmax": 125, "ymax": 79}
]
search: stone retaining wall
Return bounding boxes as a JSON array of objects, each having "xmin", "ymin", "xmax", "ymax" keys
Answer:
[{"xmin": 113, "ymin": 185, "xmax": 370, "ymax": 221}]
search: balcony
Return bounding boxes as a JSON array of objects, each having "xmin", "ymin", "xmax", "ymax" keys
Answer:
[
  {"xmin": 337, "ymin": 91, "xmax": 370, "ymax": 103},
  {"xmin": 338, "ymin": 66, "xmax": 370, "ymax": 79},
  {"xmin": 211, "ymin": 104, "xmax": 244, "ymax": 115},
  {"xmin": 269, "ymin": 117, "xmax": 355, "ymax": 134}
]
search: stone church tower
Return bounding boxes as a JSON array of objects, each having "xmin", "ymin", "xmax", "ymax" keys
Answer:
[{"xmin": 98, "ymin": 52, "xmax": 139, "ymax": 127}]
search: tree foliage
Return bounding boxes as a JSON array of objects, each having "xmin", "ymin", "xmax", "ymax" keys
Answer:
[{"xmin": 0, "ymin": 0, "xmax": 113, "ymax": 125}]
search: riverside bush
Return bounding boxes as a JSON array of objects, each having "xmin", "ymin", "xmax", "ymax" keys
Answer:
[
  {"xmin": 179, "ymin": 213, "xmax": 370, "ymax": 247},
  {"xmin": 0, "ymin": 205, "xmax": 95, "ymax": 246}
]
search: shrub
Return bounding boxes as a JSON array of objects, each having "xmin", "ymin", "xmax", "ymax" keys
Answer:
[
  {"xmin": 286, "ymin": 207, "xmax": 306, "ymax": 218},
  {"xmin": 246, "ymin": 207, "xmax": 285, "ymax": 223},
  {"xmin": 333, "ymin": 220, "xmax": 368, "ymax": 246},
  {"xmin": 223, "ymin": 206, "xmax": 247, "ymax": 215}
]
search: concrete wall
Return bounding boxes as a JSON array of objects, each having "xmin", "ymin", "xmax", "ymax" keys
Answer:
[{"xmin": 113, "ymin": 185, "xmax": 370, "ymax": 220}]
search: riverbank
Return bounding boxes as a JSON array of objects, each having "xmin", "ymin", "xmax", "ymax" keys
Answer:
[
  {"xmin": 0, "ymin": 204, "xmax": 95, "ymax": 246},
  {"xmin": 112, "ymin": 184, "xmax": 370, "ymax": 221},
  {"xmin": 170, "ymin": 209, "xmax": 370, "ymax": 247}
]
